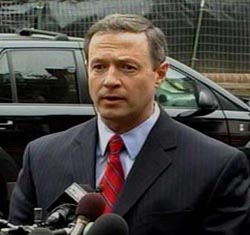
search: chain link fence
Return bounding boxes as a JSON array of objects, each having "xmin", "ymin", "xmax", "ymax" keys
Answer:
[{"xmin": 0, "ymin": 0, "xmax": 250, "ymax": 96}]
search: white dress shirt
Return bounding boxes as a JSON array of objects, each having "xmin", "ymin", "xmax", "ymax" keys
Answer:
[{"xmin": 95, "ymin": 103, "xmax": 160, "ymax": 186}]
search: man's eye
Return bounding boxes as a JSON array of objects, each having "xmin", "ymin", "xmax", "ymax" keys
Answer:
[
  {"xmin": 92, "ymin": 64, "xmax": 106, "ymax": 71},
  {"xmin": 121, "ymin": 64, "xmax": 137, "ymax": 73}
]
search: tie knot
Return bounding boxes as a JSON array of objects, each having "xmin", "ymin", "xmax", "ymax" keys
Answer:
[{"xmin": 108, "ymin": 135, "xmax": 124, "ymax": 155}]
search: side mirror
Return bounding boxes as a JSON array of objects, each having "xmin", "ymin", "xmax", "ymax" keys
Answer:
[{"xmin": 177, "ymin": 85, "xmax": 218, "ymax": 118}]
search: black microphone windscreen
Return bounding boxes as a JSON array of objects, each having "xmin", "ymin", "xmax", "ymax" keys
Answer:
[
  {"xmin": 86, "ymin": 213, "xmax": 129, "ymax": 235},
  {"xmin": 75, "ymin": 193, "xmax": 105, "ymax": 221},
  {"xmin": 29, "ymin": 228, "xmax": 54, "ymax": 235}
]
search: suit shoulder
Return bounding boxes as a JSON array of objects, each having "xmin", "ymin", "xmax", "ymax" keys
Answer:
[{"xmin": 26, "ymin": 118, "xmax": 97, "ymax": 155}]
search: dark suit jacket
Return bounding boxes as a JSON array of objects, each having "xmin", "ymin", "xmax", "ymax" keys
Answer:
[
  {"xmin": 9, "ymin": 110, "xmax": 250, "ymax": 234},
  {"xmin": 0, "ymin": 147, "xmax": 19, "ymax": 218}
]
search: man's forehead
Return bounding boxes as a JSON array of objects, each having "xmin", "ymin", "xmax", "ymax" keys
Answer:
[
  {"xmin": 88, "ymin": 32, "xmax": 149, "ymax": 55},
  {"xmin": 90, "ymin": 31, "xmax": 148, "ymax": 45}
]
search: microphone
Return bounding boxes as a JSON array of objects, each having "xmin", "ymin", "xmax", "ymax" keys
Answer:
[
  {"xmin": 30, "ymin": 228, "xmax": 54, "ymax": 235},
  {"xmin": 86, "ymin": 213, "xmax": 129, "ymax": 235},
  {"xmin": 0, "ymin": 222, "xmax": 37, "ymax": 235},
  {"xmin": 0, "ymin": 219, "xmax": 19, "ymax": 231},
  {"xmin": 51, "ymin": 222, "xmax": 95, "ymax": 235},
  {"xmin": 51, "ymin": 226, "xmax": 74, "ymax": 235},
  {"xmin": 82, "ymin": 223, "xmax": 94, "ymax": 235},
  {"xmin": 0, "ymin": 219, "xmax": 11, "ymax": 229},
  {"xmin": 45, "ymin": 204, "xmax": 76, "ymax": 228},
  {"xmin": 47, "ymin": 183, "xmax": 94, "ymax": 212},
  {"xmin": 46, "ymin": 183, "xmax": 95, "ymax": 228},
  {"xmin": 70, "ymin": 193, "xmax": 105, "ymax": 235}
]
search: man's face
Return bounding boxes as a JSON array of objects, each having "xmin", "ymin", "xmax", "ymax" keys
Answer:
[{"xmin": 88, "ymin": 32, "xmax": 168, "ymax": 133}]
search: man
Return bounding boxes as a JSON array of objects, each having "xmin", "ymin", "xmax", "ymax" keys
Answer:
[{"xmin": 9, "ymin": 14, "xmax": 250, "ymax": 234}]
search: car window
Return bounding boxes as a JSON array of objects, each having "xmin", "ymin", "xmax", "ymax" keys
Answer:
[
  {"xmin": 0, "ymin": 54, "xmax": 12, "ymax": 103},
  {"xmin": 10, "ymin": 50, "xmax": 78, "ymax": 104},
  {"xmin": 156, "ymin": 68, "xmax": 198, "ymax": 108}
]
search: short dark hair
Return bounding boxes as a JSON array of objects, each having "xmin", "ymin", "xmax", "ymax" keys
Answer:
[{"xmin": 84, "ymin": 14, "xmax": 168, "ymax": 68}]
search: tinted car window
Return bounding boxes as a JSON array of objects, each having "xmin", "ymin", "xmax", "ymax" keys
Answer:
[
  {"xmin": 212, "ymin": 89, "xmax": 246, "ymax": 111},
  {"xmin": 156, "ymin": 68, "xmax": 198, "ymax": 108},
  {"xmin": 10, "ymin": 50, "xmax": 78, "ymax": 103},
  {"xmin": 0, "ymin": 54, "xmax": 12, "ymax": 102}
]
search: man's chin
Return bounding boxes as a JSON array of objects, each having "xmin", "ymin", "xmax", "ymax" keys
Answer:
[
  {"xmin": 99, "ymin": 109, "xmax": 127, "ymax": 122},
  {"xmin": 100, "ymin": 112, "xmax": 122, "ymax": 121}
]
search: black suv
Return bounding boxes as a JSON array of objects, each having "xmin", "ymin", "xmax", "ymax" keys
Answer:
[{"xmin": 0, "ymin": 29, "xmax": 250, "ymax": 170}]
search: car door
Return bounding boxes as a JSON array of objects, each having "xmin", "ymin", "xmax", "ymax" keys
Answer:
[
  {"xmin": 155, "ymin": 65, "xmax": 230, "ymax": 145},
  {"xmin": 214, "ymin": 92, "xmax": 250, "ymax": 155},
  {"xmin": 0, "ymin": 49, "xmax": 94, "ymax": 168}
]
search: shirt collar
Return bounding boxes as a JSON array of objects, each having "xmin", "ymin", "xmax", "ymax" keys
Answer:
[{"xmin": 97, "ymin": 103, "xmax": 160, "ymax": 159}]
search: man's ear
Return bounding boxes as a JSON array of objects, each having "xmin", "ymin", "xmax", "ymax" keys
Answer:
[{"xmin": 155, "ymin": 62, "xmax": 169, "ymax": 87}]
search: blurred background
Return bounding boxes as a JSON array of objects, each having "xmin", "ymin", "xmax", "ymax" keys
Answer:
[{"xmin": 0, "ymin": 0, "xmax": 249, "ymax": 98}]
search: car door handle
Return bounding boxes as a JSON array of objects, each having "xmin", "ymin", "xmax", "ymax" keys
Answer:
[{"xmin": 0, "ymin": 120, "xmax": 14, "ymax": 126}]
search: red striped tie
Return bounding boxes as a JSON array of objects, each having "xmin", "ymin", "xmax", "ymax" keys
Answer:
[{"xmin": 100, "ymin": 134, "xmax": 124, "ymax": 213}]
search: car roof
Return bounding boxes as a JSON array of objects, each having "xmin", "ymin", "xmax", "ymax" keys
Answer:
[
  {"xmin": 0, "ymin": 29, "xmax": 84, "ymax": 49},
  {"xmin": 0, "ymin": 28, "xmax": 84, "ymax": 42}
]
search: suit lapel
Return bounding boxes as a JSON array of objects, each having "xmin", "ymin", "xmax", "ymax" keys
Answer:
[
  {"xmin": 70, "ymin": 118, "xmax": 98, "ymax": 189},
  {"xmin": 114, "ymin": 110, "xmax": 178, "ymax": 216}
]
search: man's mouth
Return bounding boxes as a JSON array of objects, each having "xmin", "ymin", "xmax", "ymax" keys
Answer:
[
  {"xmin": 106, "ymin": 96, "xmax": 121, "ymax": 100},
  {"xmin": 101, "ymin": 96, "xmax": 124, "ymax": 102}
]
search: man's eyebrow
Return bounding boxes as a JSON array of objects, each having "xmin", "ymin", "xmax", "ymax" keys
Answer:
[
  {"xmin": 89, "ymin": 58, "xmax": 106, "ymax": 64},
  {"xmin": 116, "ymin": 58, "xmax": 140, "ymax": 64},
  {"xmin": 90, "ymin": 57, "xmax": 139, "ymax": 64}
]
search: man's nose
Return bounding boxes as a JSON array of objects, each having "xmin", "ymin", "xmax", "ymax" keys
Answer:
[{"xmin": 103, "ymin": 66, "xmax": 120, "ymax": 86}]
